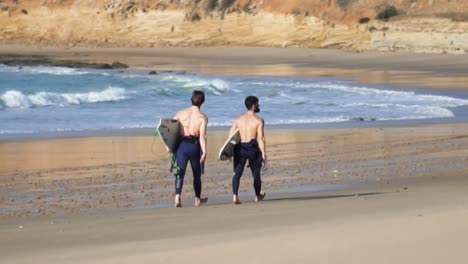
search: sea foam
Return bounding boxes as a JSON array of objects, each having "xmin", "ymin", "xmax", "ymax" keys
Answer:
[{"xmin": 0, "ymin": 87, "xmax": 128, "ymax": 109}]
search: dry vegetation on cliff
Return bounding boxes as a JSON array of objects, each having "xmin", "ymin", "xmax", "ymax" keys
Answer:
[{"xmin": 0, "ymin": 0, "xmax": 468, "ymax": 53}]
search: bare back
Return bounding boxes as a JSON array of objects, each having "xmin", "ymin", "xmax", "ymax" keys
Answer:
[
  {"xmin": 229, "ymin": 110, "xmax": 266, "ymax": 161},
  {"xmin": 175, "ymin": 106, "xmax": 207, "ymax": 137},
  {"xmin": 233, "ymin": 113, "xmax": 263, "ymax": 142}
]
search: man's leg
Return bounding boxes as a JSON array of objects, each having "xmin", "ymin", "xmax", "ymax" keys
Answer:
[
  {"xmin": 232, "ymin": 153, "xmax": 247, "ymax": 204},
  {"xmin": 249, "ymin": 156, "xmax": 266, "ymax": 202},
  {"xmin": 189, "ymin": 155, "xmax": 204, "ymax": 206},
  {"xmin": 174, "ymin": 145, "xmax": 189, "ymax": 207}
]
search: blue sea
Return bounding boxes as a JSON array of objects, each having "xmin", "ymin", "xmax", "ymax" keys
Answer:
[{"xmin": 1, "ymin": 64, "xmax": 468, "ymax": 138}]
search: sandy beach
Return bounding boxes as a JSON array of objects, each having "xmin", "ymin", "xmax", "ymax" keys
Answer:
[
  {"xmin": 1, "ymin": 169, "xmax": 467, "ymax": 263},
  {"xmin": 1, "ymin": 46, "xmax": 468, "ymax": 263}
]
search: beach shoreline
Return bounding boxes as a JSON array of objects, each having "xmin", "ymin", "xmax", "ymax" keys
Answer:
[
  {"xmin": 2, "ymin": 45, "xmax": 468, "ymax": 90},
  {"xmin": 1, "ymin": 46, "xmax": 468, "ymax": 263},
  {"xmin": 1, "ymin": 46, "xmax": 468, "ymax": 216},
  {"xmin": 1, "ymin": 45, "xmax": 468, "ymax": 141}
]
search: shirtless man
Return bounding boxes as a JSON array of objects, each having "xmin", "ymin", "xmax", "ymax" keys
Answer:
[
  {"xmin": 173, "ymin": 90, "xmax": 208, "ymax": 207},
  {"xmin": 228, "ymin": 95, "xmax": 267, "ymax": 204}
]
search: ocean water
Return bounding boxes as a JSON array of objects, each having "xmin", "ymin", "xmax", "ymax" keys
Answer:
[{"xmin": 1, "ymin": 64, "xmax": 468, "ymax": 137}]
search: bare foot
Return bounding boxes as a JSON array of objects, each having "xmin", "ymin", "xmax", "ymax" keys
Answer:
[
  {"xmin": 194, "ymin": 197, "xmax": 208, "ymax": 207},
  {"xmin": 233, "ymin": 195, "xmax": 241, "ymax": 205},
  {"xmin": 175, "ymin": 194, "xmax": 182, "ymax": 208},
  {"xmin": 255, "ymin": 192, "xmax": 266, "ymax": 202}
]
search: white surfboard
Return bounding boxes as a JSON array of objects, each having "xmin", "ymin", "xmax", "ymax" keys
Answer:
[
  {"xmin": 157, "ymin": 118, "xmax": 181, "ymax": 153},
  {"xmin": 218, "ymin": 129, "xmax": 241, "ymax": 160}
]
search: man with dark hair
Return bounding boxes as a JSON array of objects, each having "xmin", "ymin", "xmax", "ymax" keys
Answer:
[
  {"xmin": 228, "ymin": 95, "xmax": 267, "ymax": 204},
  {"xmin": 173, "ymin": 90, "xmax": 208, "ymax": 207},
  {"xmin": 191, "ymin": 90, "xmax": 205, "ymax": 107}
]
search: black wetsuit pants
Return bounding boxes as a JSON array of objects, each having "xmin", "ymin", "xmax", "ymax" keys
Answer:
[
  {"xmin": 175, "ymin": 136, "xmax": 202, "ymax": 198},
  {"xmin": 232, "ymin": 139, "xmax": 262, "ymax": 196}
]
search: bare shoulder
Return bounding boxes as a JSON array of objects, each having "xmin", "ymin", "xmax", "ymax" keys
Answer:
[
  {"xmin": 256, "ymin": 115, "xmax": 265, "ymax": 124},
  {"xmin": 175, "ymin": 107, "xmax": 187, "ymax": 118},
  {"xmin": 200, "ymin": 111, "xmax": 208, "ymax": 121},
  {"xmin": 234, "ymin": 114, "xmax": 244, "ymax": 123}
]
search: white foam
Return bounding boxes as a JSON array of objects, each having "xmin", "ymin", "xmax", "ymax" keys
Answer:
[
  {"xmin": 207, "ymin": 121, "xmax": 232, "ymax": 127},
  {"xmin": 182, "ymin": 80, "xmax": 208, "ymax": 89},
  {"xmin": 1, "ymin": 90, "xmax": 31, "ymax": 108},
  {"xmin": 210, "ymin": 79, "xmax": 230, "ymax": 91},
  {"xmin": 161, "ymin": 75, "xmax": 194, "ymax": 83},
  {"xmin": 174, "ymin": 76, "xmax": 232, "ymax": 95},
  {"xmin": 318, "ymin": 83, "xmax": 468, "ymax": 107},
  {"xmin": 235, "ymin": 80, "xmax": 293, "ymax": 88},
  {"xmin": 0, "ymin": 129, "xmax": 35, "ymax": 135},
  {"xmin": 0, "ymin": 87, "xmax": 129, "ymax": 109},
  {"xmin": 317, "ymin": 83, "xmax": 410, "ymax": 96},
  {"xmin": 206, "ymin": 80, "xmax": 231, "ymax": 96},
  {"xmin": 0, "ymin": 64, "xmax": 100, "ymax": 76},
  {"xmin": 207, "ymin": 117, "xmax": 350, "ymax": 127},
  {"xmin": 342, "ymin": 103, "xmax": 454, "ymax": 118},
  {"xmin": 268, "ymin": 117, "xmax": 349, "ymax": 125}
]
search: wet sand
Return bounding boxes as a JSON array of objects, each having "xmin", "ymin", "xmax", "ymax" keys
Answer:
[
  {"xmin": 1, "ymin": 46, "xmax": 468, "ymax": 263},
  {"xmin": 1, "ymin": 123, "xmax": 468, "ymax": 218}
]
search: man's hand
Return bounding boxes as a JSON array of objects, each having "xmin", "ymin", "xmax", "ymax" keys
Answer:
[
  {"xmin": 200, "ymin": 152, "xmax": 207, "ymax": 163},
  {"xmin": 261, "ymin": 159, "xmax": 269, "ymax": 174}
]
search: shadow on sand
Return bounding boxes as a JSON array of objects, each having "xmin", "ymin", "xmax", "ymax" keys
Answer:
[{"xmin": 265, "ymin": 192, "xmax": 385, "ymax": 203}]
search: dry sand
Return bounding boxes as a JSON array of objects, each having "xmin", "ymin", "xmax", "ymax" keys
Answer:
[
  {"xmin": 1, "ymin": 46, "xmax": 468, "ymax": 263},
  {"xmin": 0, "ymin": 123, "xmax": 467, "ymax": 264},
  {"xmin": 0, "ymin": 173, "xmax": 467, "ymax": 264}
]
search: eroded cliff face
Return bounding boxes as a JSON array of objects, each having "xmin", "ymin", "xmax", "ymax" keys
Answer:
[{"xmin": 0, "ymin": 0, "xmax": 467, "ymax": 53}]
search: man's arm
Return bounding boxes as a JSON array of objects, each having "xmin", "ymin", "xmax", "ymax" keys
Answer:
[
  {"xmin": 228, "ymin": 118, "xmax": 238, "ymax": 136},
  {"xmin": 199, "ymin": 115, "xmax": 208, "ymax": 163},
  {"xmin": 257, "ymin": 118, "xmax": 267, "ymax": 161}
]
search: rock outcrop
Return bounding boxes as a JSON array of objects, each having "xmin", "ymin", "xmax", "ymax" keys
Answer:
[{"xmin": 0, "ymin": 0, "xmax": 467, "ymax": 53}]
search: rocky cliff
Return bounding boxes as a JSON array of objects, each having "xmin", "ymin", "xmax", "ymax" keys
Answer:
[{"xmin": 1, "ymin": 0, "xmax": 468, "ymax": 53}]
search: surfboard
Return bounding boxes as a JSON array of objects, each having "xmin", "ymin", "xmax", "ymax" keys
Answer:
[
  {"xmin": 157, "ymin": 118, "xmax": 181, "ymax": 153},
  {"xmin": 218, "ymin": 129, "xmax": 241, "ymax": 160}
]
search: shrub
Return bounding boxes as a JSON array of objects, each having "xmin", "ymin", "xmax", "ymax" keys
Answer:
[
  {"xmin": 191, "ymin": 12, "xmax": 201, "ymax": 22},
  {"xmin": 221, "ymin": 0, "xmax": 235, "ymax": 11},
  {"xmin": 376, "ymin": 6, "xmax": 398, "ymax": 21},
  {"xmin": 207, "ymin": 0, "xmax": 218, "ymax": 11},
  {"xmin": 359, "ymin": 17, "xmax": 370, "ymax": 24},
  {"xmin": 291, "ymin": 8, "xmax": 301, "ymax": 16},
  {"xmin": 242, "ymin": 3, "xmax": 250, "ymax": 13},
  {"xmin": 336, "ymin": 0, "xmax": 351, "ymax": 9}
]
